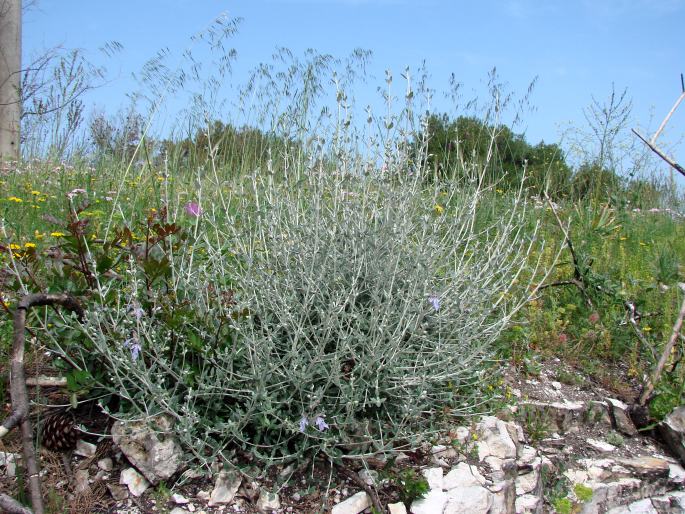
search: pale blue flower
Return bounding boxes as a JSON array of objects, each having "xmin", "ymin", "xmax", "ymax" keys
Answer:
[
  {"xmin": 299, "ymin": 416, "xmax": 309, "ymax": 433},
  {"xmin": 314, "ymin": 416, "xmax": 329, "ymax": 431},
  {"xmin": 428, "ymin": 294, "xmax": 440, "ymax": 312},
  {"xmin": 129, "ymin": 305, "xmax": 144, "ymax": 320},
  {"xmin": 123, "ymin": 337, "xmax": 142, "ymax": 361}
]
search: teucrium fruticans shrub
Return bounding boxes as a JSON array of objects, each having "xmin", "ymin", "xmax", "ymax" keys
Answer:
[
  {"xmin": 50, "ymin": 56, "xmax": 547, "ymax": 467},
  {"xmin": 212, "ymin": 159, "xmax": 541, "ymax": 461},
  {"xmin": 66, "ymin": 158, "xmax": 543, "ymax": 466}
]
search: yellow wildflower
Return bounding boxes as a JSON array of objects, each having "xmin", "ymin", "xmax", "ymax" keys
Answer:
[
  {"xmin": 9, "ymin": 243, "xmax": 21, "ymax": 250},
  {"xmin": 24, "ymin": 242, "xmax": 36, "ymax": 249},
  {"xmin": 50, "ymin": 232, "xmax": 65, "ymax": 237},
  {"xmin": 8, "ymin": 196, "xmax": 23, "ymax": 203},
  {"xmin": 434, "ymin": 204, "xmax": 445, "ymax": 215}
]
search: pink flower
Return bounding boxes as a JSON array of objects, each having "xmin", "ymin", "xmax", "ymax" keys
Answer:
[
  {"xmin": 67, "ymin": 188, "xmax": 87, "ymax": 200},
  {"xmin": 558, "ymin": 333, "xmax": 569, "ymax": 344},
  {"xmin": 184, "ymin": 201, "xmax": 203, "ymax": 218},
  {"xmin": 588, "ymin": 312, "xmax": 600, "ymax": 324}
]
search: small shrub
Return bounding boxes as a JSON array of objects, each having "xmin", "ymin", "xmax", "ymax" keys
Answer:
[
  {"xmin": 391, "ymin": 468, "xmax": 430, "ymax": 507},
  {"xmin": 518, "ymin": 404, "xmax": 551, "ymax": 444},
  {"xmin": 553, "ymin": 497, "xmax": 573, "ymax": 514},
  {"xmin": 605, "ymin": 431, "xmax": 624, "ymax": 447},
  {"xmin": 573, "ymin": 483, "xmax": 594, "ymax": 502}
]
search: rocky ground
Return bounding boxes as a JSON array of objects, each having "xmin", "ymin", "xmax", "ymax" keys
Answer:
[{"xmin": 2, "ymin": 358, "xmax": 685, "ymax": 513}]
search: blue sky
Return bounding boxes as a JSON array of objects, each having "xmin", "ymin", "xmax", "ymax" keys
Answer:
[{"xmin": 23, "ymin": 0, "xmax": 685, "ymax": 167}]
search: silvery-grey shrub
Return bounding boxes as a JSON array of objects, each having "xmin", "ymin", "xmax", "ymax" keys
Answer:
[
  {"xmin": 70, "ymin": 158, "xmax": 543, "ymax": 467},
  {"xmin": 55, "ymin": 54, "xmax": 548, "ymax": 467}
]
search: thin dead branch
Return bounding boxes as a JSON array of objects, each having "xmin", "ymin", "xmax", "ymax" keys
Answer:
[
  {"xmin": 0, "ymin": 293, "xmax": 84, "ymax": 514},
  {"xmin": 631, "ymin": 129, "xmax": 685, "ymax": 178},
  {"xmin": 332, "ymin": 459, "xmax": 384, "ymax": 513},
  {"xmin": 632, "ymin": 74, "xmax": 685, "ymax": 178},
  {"xmin": 25, "ymin": 376, "xmax": 68, "ymax": 387},
  {"xmin": 626, "ymin": 301, "xmax": 658, "ymax": 362},
  {"xmin": 638, "ymin": 284, "xmax": 685, "ymax": 407},
  {"xmin": 0, "ymin": 495, "xmax": 33, "ymax": 514},
  {"xmin": 542, "ymin": 194, "xmax": 594, "ymax": 308}
]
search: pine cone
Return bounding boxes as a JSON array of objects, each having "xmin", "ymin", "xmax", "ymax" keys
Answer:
[{"xmin": 40, "ymin": 411, "xmax": 79, "ymax": 451}]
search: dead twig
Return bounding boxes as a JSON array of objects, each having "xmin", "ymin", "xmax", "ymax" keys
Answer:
[
  {"xmin": 637, "ymin": 284, "xmax": 685, "ymax": 407},
  {"xmin": 631, "ymin": 129, "xmax": 685, "ymax": 178},
  {"xmin": 542, "ymin": 194, "xmax": 594, "ymax": 308},
  {"xmin": 626, "ymin": 301, "xmax": 658, "ymax": 362},
  {"xmin": 632, "ymin": 73, "xmax": 685, "ymax": 178},
  {"xmin": 0, "ymin": 495, "xmax": 33, "ymax": 514},
  {"xmin": 25, "ymin": 376, "xmax": 68, "ymax": 387},
  {"xmin": 0, "ymin": 293, "xmax": 84, "ymax": 514},
  {"xmin": 332, "ymin": 458, "xmax": 384, "ymax": 513}
]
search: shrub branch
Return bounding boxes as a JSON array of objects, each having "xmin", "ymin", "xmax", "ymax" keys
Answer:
[{"xmin": 0, "ymin": 293, "xmax": 84, "ymax": 514}]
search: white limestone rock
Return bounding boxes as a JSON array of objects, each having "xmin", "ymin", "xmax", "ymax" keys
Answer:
[
  {"xmin": 0, "ymin": 451, "xmax": 18, "ymax": 477},
  {"xmin": 606, "ymin": 498, "xmax": 658, "ymax": 513},
  {"xmin": 515, "ymin": 494, "xmax": 540, "ymax": 514},
  {"xmin": 443, "ymin": 462, "xmax": 486, "ymax": 490},
  {"xmin": 660, "ymin": 406, "xmax": 685, "ymax": 466},
  {"xmin": 476, "ymin": 416, "xmax": 518, "ymax": 461},
  {"xmin": 74, "ymin": 469, "xmax": 91, "ymax": 495},
  {"xmin": 120, "ymin": 467, "xmax": 150, "ymax": 497},
  {"xmin": 587, "ymin": 438, "xmax": 617, "ymax": 453},
  {"xmin": 331, "ymin": 491, "xmax": 371, "ymax": 514},
  {"xmin": 172, "ymin": 493, "xmax": 190, "ymax": 504},
  {"xmin": 388, "ymin": 502, "xmax": 408, "ymax": 514},
  {"xmin": 444, "ymin": 485, "xmax": 492, "ymax": 514},
  {"xmin": 669, "ymin": 462, "xmax": 685, "ymax": 484},
  {"xmin": 256, "ymin": 490, "xmax": 280, "ymax": 512},
  {"xmin": 74, "ymin": 440, "xmax": 97, "ymax": 457},
  {"xmin": 98, "ymin": 457, "xmax": 114, "ymax": 471},
  {"xmin": 410, "ymin": 489, "xmax": 447, "ymax": 514},
  {"xmin": 422, "ymin": 467, "xmax": 444, "ymax": 490},
  {"xmin": 606, "ymin": 397, "xmax": 638, "ymax": 437},
  {"xmin": 111, "ymin": 414, "xmax": 183, "ymax": 484},
  {"xmin": 208, "ymin": 470, "xmax": 242, "ymax": 506},
  {"xmin": 515, "ymin": 470, "xmax": 540, "ymax": 496}
]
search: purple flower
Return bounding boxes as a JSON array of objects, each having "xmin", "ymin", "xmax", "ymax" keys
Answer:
[
  {"xmin": 123, "ymin": 337, "xmax": 142, "ymax": 361},
  {"xmin": 184, "ymin": 201, "xmax": 203, "ymax": 218},
  {"xmin": 129, "ymin": 303, "xmax": 144, "ymax": 320},
  {"xmin": 299, "ymin": 416, "xmax": 309, "ymax": 433},
  {"xmin": 314, "ymin": 416, "xmax": 329, "ymax": 432},
  {"xmin": 428, "ymin": 294, "xmax": 440, "ymax": 312}
]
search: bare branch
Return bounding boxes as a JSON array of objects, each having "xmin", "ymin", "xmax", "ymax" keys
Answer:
[
  {"xmin": 651, "ymin": 75, "xmax": 685, "ymax": 144},
  {"xmin": 0, "ymin": 293, "xmax": 84, "ymax": 514},
  {"xmin": 632, "ymin": 74, "xmax": 685, "ymax": 178},
  {"xmin": 0, "ymin": 494, "xmax": 33, "ymax": 514},
  {"xmin": 543, "ymin": 194, "xmax": 593, "ymax": 308},
  {"xmin": 632, "ymin": 128, "xmax": 685, "ymax": 178},
  {"xmin": 638, "ymin": 284, "xmax": 685, "ymax": 407},
  {"xmin": 25, "ymin": 376, "xmax": 68, "ymax": 387}
]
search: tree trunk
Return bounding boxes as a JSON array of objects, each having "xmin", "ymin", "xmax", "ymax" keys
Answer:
[{"xmin": 0, "ymin": 0, "xmax": 21, "ymax": 160}]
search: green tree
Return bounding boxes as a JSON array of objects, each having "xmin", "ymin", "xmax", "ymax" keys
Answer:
[
  {"xmin": 416, "ymin": 113, "xmax": 571, "ymax": 197},
  {"xmin": 162, "ymin": 120, "xmax": 297, "ymax": 176}
]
